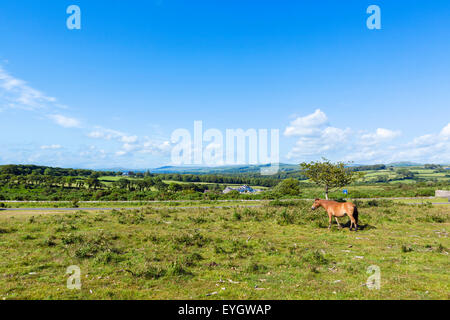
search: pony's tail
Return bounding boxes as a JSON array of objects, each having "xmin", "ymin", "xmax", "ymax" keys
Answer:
[{"xmin": 353, "ymin": 206, "xmax": 359, "ymax": 225}]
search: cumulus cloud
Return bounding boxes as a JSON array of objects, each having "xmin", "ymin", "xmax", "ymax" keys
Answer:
[
  {"xmin": 360, "ymin": 128, "xmax": 401, "ymax": 145},
  {"xmin": 394, "ymin": 122, "xmax": 450, "ymax": 163},
  {"xmin": 441, "ymin": 123, "xmax": 450, "ymax": 137},
  {"xmin": 284, "ymin": 109, "xmax": 329, "ymax": 137},
  {"xmin": 284, "ymin": 109, "xmax": 351, "ymax": 159},
  {"xmin": 284, "ymin": 109, "xmax": 450, "ymax": 164}
]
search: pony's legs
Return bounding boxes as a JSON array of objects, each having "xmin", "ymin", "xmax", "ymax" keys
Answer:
[
  {"xmin": 348, "ymin": 215, "xmax": 357, "ymax": 231},
  {"xmin": 328, "ymin": 213, "xmax": 332, "ymax": 229},
  {"xmin": 334, "ymin": 217, "xmax": 342, "ymax": 228}
]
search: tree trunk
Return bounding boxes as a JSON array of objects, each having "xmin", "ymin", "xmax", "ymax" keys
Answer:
[{"xmin": 325, "ymin": 185, "xmax": 329, "ymax": 200}]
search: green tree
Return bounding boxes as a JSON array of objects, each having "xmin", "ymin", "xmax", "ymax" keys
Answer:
[
  {"xmin": 396, "ymin": 169, "xmax": 415, "ymax": 180},
  {"xmin": 273, "ymin": 178, "xmax": 301, "ymax": 196},
  {"xmin": 168, "ymin": 183, "xmax": 183, "ymax": 193},
  {"xmin": 300, "ymin": 158, "xmax": 364, "ymax": 200},
  {"xmin": 86, "ymin": 177, "xmax": 102, "ymax": 190}
]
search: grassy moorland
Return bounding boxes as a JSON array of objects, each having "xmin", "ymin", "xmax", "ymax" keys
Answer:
[
  {"xmin": 0, "ymin": 200, "xmax": 263, "ymax": 209},
  {"xmin": 0, "ymin": 201, "xmax": 448, "ymax": 300}
]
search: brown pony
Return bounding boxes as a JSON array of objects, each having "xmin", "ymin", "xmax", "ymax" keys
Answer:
[{"xmin": 311, "ymin": 199, "xmax": 359, "ymax": 231}]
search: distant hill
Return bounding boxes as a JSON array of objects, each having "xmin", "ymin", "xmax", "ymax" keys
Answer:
[
  {"xmin": 3, "ymin": 161, "xmax": 439, "ymax": 177},
  {"xmin": 386, "ymin": 162, "xmax": 423, "ymax": 167}
]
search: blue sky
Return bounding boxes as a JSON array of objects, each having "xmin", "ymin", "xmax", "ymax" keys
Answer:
[{"xmin": 1, "ymin": 0, "xmax": 449, "ymax": 169}]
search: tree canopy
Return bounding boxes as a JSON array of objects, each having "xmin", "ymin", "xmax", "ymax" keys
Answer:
[{"xmin": 300, "ymin": 159, "xmax": 364, "ymax": 199}]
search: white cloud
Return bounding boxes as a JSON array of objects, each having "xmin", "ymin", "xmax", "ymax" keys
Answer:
[
  {"xmin": 87, "ymin": 126, "xmax": 172, "ymax": 157},
  {"xmin": 121, "ymin": 135, "xmax": 138, "ymax": 143},
  {"xmin": 87, "ymin": 131, "xmax": 105, "ymax": 139},
  {"xmin": 284, "ymin": 109, "xmax": 329, "ymax": 136},
  {"xmin": 284, "ymin": 110, "xmax": 450, "ymax": 164},
  {"xmin": 49, "ymin": 114, "xmax": 81, "ymax": 128},
  {"xmin": 115, "ymin": 151, "xmax": 127, "ymax": 156},
  {"xmin": 410, "ymin": 134, "xmax": 435, "ymax": 147},
  {"xmin": 0, "ymin": 66, "xmax": 57, "ymax": 110},
  {"xmin": 284, "ymin": 110, "xmax": 351, "ymax": 159},
  {"xmin": 393, "ymin": 122, "xmax": 450, "ymax": 163},
  {"xmin": 40, "ymin": 144, "xmax": 62, "ymax": 150},
  {"xmin": 360, "ymin": 128, "xmax": 401, "ymax": 145},
  {"xmin": 0, "ymin": 65, "xmax": 82, "ymax": 133},
  {"xmin": 441, "ymin": 123, "xmax": 450, "ymax": 137},
  {"xmin": 0, "ymin": 65, "xmax": 172, "ymax": 166},
  {"xmin": 88, "ymin": 127, "xmax": 135, "ymax": 143}
]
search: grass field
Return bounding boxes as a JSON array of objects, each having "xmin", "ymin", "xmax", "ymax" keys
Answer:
[
  {"xmin": 0, "ymin": 201, "xmax": 448, "ymax": 300},
  {"xmin": 98, "ymin": 176, "xmax": 270, "ymax": 190},
  {"xmin": 362, "ymin": 168, "xmax": 450, "ymax": 183}
]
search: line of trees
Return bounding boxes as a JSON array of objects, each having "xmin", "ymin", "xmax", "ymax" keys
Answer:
[{"xmin": 0, "ymin": 165, "xmax": 118, "ymax": 177}]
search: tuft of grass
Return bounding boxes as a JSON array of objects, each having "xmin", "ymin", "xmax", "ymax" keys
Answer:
[
  {"xmin": 245, "ymin": 261, "xmax": 268, "ymax": 274},
  {"xmin": 233, "ymin": 210, "xmax": 242, "ymax": 221},
  {"xmin": 436, "ymin": 244, "xmax": 447, "ymax": 253},
  {"xmin": 173, "ymin": 233, "xmax": 210, "ymax": 247},
  {"xmin": 183, "ymin": 252, "xmax": 204, "ymax": 266},
  {"xmin": 0, "ymin": 227, "xmax": 11, "ymax": 234},
  {"xmin": 20, "ymin": 234, "xmax": 37, "ymax": 241},
  {"xmin": 127, "ymin": 264, "xmax": 167, "ymax": 279},
  {"xmin": 42, "ymin": 236, "xmax": 57, "ymax": 247},
  {"xmin": 401, "ymin": 245, "xmax": 414, "ymax": 253},
  {"xmin": 417, "ymin": 214, "xmax": 448, "ymax": 223},
  {"xmin": 166, "ymin": 261, "xmax": 192, "ymax": 277},
  {"xmin": 302, "ymin": 250, "xmax": 329, "ymax": 266}
]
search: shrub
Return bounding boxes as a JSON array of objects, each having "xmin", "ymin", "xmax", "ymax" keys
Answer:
[
  {"xmin": 72, "ymin": 200, "xmax": 79, "ymax": 208},
  {"xmin": 233, "ymin": 211, "xmax": 242, "ymax": 221},
  {"xmin": 277, "ymin": 209, "xmax": 295, "ymax": 225},
  {"xmin": 272, "ymin": 178, "xmax": 301, "ymax": 197},
  {"xmin": 401, "ymin": 245, "xmax": 413, "ymax": 253},
  {"xmin": 43, "ymin": 236, "xmax": 57, "ymax": 247},
  {"xmin": 0, "ymin": 227, "xmax": 11, "ymax": 234},
  {"xmin": 436, "ymin": 244, "xmax": 447, "ymax": 253}
]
